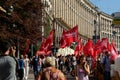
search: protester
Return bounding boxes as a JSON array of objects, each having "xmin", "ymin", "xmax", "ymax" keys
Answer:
[
  {"xmin": 102, "ymin": 51, "xmax": 111, "ymax": 80},
  {"xmin": 114, "ymin": 51, "xmax": 120, "ymax": 80},
  {"xmin": 24, "ymin": 54, "xmax": 30, "ymax": 80},
  {"xmin": 75, "ymin": 55, "xmax": 90, "ymax": 80},
  {"xmin": 0, "ymin": 40, "xmax": 17, "ymax": 80},
  {"xmin": 55, "ymin": 55, "xmax": 59, "ymax": 69},
  {"xmin": 65, "ymin": 55, "xmax": 71, "ymax": 73},
  {"xmin": 58, "ymin": 55, "xmax": 64, "ymax": 71},
  {"xmin": 94, "ymin": 54, "xmax": 104, "ymax": 80},
  {"xmin": 36, "ymin": 56, "xmax": 66, "ymax": 80},
  {"xmin": 71, "ymin": 55, "xmax": 77, "ymax": 76},
  {"xmin": 18, "ymin": 55, "xmax": 25, "ymax": 80},
  {"xmin": 110, "ymin": 60, "xmax": 116, "ymax": 80}
]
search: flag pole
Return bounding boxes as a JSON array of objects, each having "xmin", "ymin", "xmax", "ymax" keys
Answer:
[{"xmin": 52, "ymin": 16, "xmax": 56, "ymax": 56}]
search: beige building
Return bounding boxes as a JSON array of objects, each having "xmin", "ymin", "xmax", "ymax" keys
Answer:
[{"xmin": 45, "ymin": 0, "xmax": 120, "ymax": 49}]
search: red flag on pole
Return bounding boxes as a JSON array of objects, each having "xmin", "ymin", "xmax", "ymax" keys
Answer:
[
  {"xmin": 59, "ymin": 25, "xmax": 78, "ymax": 47},
  {"xmin": 65, "ymin": 25, "xmax": 78, "ymax": 46},
  {"xmin": 109, "ymin": 40, "xmax": 118, "ymax": 60},
  {"xmin": 59, "ymin": 30, "xmax": 67, "ymax": 48},
  {"xmin": 83, "ymin": 39, "xmax": 94, "ymax": 57},
  {"xmin": 74, "ymin": 38, "xmax": 83, "ymax": 57},
  {"xmin": 39, "ymin": 38, "xmax": 46, "ymax": 51},
  {"xmin": 101, "ymin": 38, "xmax": 109, "ymax": 52},
  {"xmin": 94, "ymin": 39, "xmax": 101, "ymax": 59},
  {"xmin": 60, "ymin": 26, "xmax": 78, "ymax": 47},
  {"xmin": 39, "ymin": 30, "xmax": 54, "ymax": 56}
]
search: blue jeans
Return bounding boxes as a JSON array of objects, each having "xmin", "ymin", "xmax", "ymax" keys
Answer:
[
  {"xmin": 104, "ymin": 71, "xmax": 110, "ymax": 80},
  {"xmin": 34, "ymin": 66, "xmax": 42, "ymax": 78}
]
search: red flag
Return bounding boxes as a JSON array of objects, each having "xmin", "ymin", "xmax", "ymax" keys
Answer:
[
  {"xmin": 45, "ymin": 30, "xmax": 54, "ymax": 50},
  {"xmin": 109, "ymin": 40, "xmax": 118, "ymax": 60},
  {"xmin": 39, "ymin": 30, "xmax": 54, "ymax": 56},
  {"xmin": 74, "ymin": 38, "xmax": 83, "ymax": 57},
  {"xmin": 83, "ymin": 39, "xmax": 94, "ymax": 57},
  {"xmin": 59, "ymin": 30, "xmax": 67, "ymax": 48},
  {"xmin": 36, "ymin": 50, "xmax": 52, "ymax": 56},
  {"xmin": 94, "ymin": 39, "xmax": 101, "ymax": 59},
  {"xmin": 63, "ymin": 25, "xmax": 78, "ymax": 46},
  {"xmin": 94, "ymin": 39, "xmax": 101, "ymax": 54},
  {"xmin": 39, "ymin": 38, "xmax": 46, "ymax": 51},
  {"xmin": 101, "ymin": 38, "xmax": 108, "ymax": 52},
  {"xmin": 66, "ymin": 25, "xmax": 78, "ymax": 46}
]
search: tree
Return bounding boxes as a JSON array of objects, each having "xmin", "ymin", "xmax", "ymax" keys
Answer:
[{"xmin": 0, "ymin": 0, "xmax": 45, "ymax": 51}]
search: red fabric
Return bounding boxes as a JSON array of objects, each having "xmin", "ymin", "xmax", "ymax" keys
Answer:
[
  {"xmin": 65, "ymin": 25, "xmax": 78, "ymax": 46},
  {"xmin": 83, "ymin": 39, "xmax": 94, "ymax": 57},
  {"xmin": 100, "ymin": 38, "xmax": 108, "ymax": 52},
  {"xmin": 39, "ymin": 39, "xmax": 46, "ymax": 51},
  {"xmin": 109, "ymin": 40, "xmax": 118, "ymax": 60},
  {"xmin": 60, "ymin": 25, "xmax": 78, "ymax": 47},
  {"xmin": 36, "ymin": 50, "xmax": 52, "ymax": 56},
  {"xmin": 39, "ymin": 30, "xmax": 54, "ymax": 56},
  {"xmin": 92, "ymin": 59, "xmax": 96, "ymax": 69},
  {"xmin": 59, "ymin": 30, "xmax": 67, "ymax": 48},
  {"xmin": 94, "ymin": 39, "xmax": 101, "ymax": 54},
  {"xmin": 94, "ymin": 39, "xmax": 101, "ymax": 59},
  {"xmin": 74, "ymin": 38, "xmax": 83, "ymax": 57}
]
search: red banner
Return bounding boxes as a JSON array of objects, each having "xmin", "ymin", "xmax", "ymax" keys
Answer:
[
  {"xmin": 59, "ymin": 30, "xmax": 67, "ymax": 48},
  {"xmin": 109, "ymin": 40, "xmax": 118, "ymax": 60},
  {"xmin": 39, "ymin": 30, "xmax": 54, "ymax": 56},
  {"xmin": 74, "ymin": 38, "xmax": 83, "ymax": 57},
  {"xmin": 60, "ymin": 25, "xmax": 78, "ymax": 47},
  {"xmin": 83, "ymin": 39, "xmax": 94, "ymax": 57}
]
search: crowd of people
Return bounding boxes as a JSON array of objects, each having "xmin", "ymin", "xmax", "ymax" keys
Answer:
[{"xmin": 0, "ymin": 40, "xmax": 120, "ymax": 80}]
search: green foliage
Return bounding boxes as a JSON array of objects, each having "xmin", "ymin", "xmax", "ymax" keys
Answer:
[
  {"xmin": 114, "ymin": 18, "xmax": 120, "ymax": 21},
  {"xmin": 44, "ymin": 16, "xmax": 51, "ymax": 37}
]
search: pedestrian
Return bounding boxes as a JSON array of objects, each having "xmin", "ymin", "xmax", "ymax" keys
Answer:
[
  {"xmin": 58, "ymin": 55, "xmax": 64, "ymax": 71},
  {"xmin": 9, "ymin": 40, "xmax": 19, "ymax": 79},
  {"xmin": 55, "ymin": 55, "xmax": 59, "ymax": 69},
  {"xmin": 65, "ymin": 55, "xmax": 71, "ymax": 73},
  {"xmin": 32, "ymin": 54, "xmax": 40, "ymax": 79},
  {"xmin": 110, "ymin": 60, "xmax": 116, "ymax": 80},
  {"xmin": 18, "ymin": 55, "xmax": 25, "ymax": 80},
  {"xmin": 36, "ymin": 56, "xmax": 66, "ymax": 80},
  {"xmin": 71, "ymin": 55, "xmax": 77, "ymax": 76},
  {"xmin": 114, "ymin": 51, "xmax": 120, "ymax": 80},
  {"xmin": 102, "ymin": 51, "xmax": 111, "ymax": 80},
  {"xmin": 94, "ymin": 55, "xmax": 104, "ymax": 80},
  {"xmin": 0, "ymin": 40, "xmax": 17, "ymax": 80},
  {"xmin": 75, "ymin": 55, "xmax": 90, "ymax": 80},
  {"xmin": 24, "ymin": 54, "xmax": 30, "ymax": 80}
]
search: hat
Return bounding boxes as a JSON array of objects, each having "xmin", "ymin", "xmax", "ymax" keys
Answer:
[{"xmin": 44, "ymin": 57, "xmax": 55, "ymax": 67}]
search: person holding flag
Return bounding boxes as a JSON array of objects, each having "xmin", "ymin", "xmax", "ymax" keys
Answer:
[{"xmin": 102, "ymin": 51, "xmax": 111, "ymax": 80}]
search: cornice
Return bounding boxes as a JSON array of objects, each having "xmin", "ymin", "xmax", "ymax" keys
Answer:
[{"xmin": 81, "ymin": 0, "xmax": 113, "ymax": 19}]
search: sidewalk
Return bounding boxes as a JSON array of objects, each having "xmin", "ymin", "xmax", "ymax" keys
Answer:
[{"xmin": 28, "ymin": 67, "xmax": 34, "ymax": 80}]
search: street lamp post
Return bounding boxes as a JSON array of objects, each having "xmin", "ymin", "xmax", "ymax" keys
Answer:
[
  {"xmin": 92, "ymin": 19, "xmax": 98, "ymax": 44},
  {"xmin": 93, "ymin": 19, "xmax": 100, "ymax": 44},
  {"xmin": 94, "ymin": 20, "xmax": 97, "ymax": 44}
]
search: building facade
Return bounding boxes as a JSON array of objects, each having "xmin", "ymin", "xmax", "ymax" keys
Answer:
[{"xmin": 47, "ymin": 0, "xmax": 120, "ymax": 49}]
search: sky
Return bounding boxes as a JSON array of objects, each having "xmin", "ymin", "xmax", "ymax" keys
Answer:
[{"xmin": 89, "ymin": 0, "xmax": 120, "ymax": 15}]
